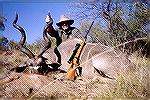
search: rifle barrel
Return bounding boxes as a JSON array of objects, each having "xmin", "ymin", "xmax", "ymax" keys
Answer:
[{"xmin": 84, "ymin": 21, "xmax": 95, "ymax": 39}]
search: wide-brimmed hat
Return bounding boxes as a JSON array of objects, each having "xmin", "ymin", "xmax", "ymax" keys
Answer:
[{"xmin": 56, "ymin": 15, "xmax": 74, "ymax": 26}]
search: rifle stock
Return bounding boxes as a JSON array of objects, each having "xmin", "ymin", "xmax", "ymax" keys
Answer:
[{"xmin": 66, "ymin": 38, "xmax": 86, "ymax": 80}]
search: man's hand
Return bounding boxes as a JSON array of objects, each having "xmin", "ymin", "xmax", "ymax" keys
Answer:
[{"xmin": 45, "ymin": 15, "xmax": 53, "ymax": 25}]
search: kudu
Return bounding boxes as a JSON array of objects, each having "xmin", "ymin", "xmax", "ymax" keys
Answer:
[
  {"xmin": 2, "ymin": 14, "xmax": 134, "ymax": 84},
  {"xmin": 56, "ymin": 39, "xmax": 134, "ymax": 80},
  {"xmin": 12, "ymin": 14, "xmax": 60, "ymax": 75}
]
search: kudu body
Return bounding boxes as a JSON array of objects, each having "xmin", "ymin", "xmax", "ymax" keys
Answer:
[{"xmin": 56, "ymin": 39, "xmax": 134, "ymax": 79}]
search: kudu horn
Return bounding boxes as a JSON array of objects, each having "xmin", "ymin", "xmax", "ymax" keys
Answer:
[
  {"xmin": 37, "ymin": 23, "xmax": 51, "ymax": 57},
  {"xmin": 13, "ymin": 13, "xmax": 35, "ymax": 59}
]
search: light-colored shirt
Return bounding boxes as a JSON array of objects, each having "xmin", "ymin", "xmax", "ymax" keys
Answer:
[{"xmin": 57, "ymin": 27, "xmax": 83, "ymax": 42}]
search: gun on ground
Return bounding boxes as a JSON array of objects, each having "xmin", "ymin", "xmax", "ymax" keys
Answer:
[{"xmin": 66, "ymin": 21, "xmax": 95, "ymax": 80}]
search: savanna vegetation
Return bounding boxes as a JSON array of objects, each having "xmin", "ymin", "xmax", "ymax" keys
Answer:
[
  {"xmin": 69, "ymin": 0, "xmax": 150, "ymax": 98},
  {"xmin": 0, "ymin": 0, "xmax": 150, "ymax": 99}
]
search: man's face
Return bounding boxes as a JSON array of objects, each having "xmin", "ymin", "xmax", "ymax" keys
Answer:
[{"xmin": 61, "ymin": 22, "xmax": 69, "ymax": 30}]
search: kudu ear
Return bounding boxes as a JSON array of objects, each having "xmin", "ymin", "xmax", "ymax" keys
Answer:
[{"xmin": 13, "ymin": 13, "xmax": 35, "ymax": 59}]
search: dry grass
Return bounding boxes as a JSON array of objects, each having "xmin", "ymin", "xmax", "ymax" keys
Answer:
[
  {"xmin": 104, "ymin": 52, "xmax": 150, "ymax": 98},
  {"xmin": 0, "ymin": 50, "xmax": 27, "ymax": 79},
  {"xmin": 0, "ymin": 45, "xmax": 150, "ymax": 99}
]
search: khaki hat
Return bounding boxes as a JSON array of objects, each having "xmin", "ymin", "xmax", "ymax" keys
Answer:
[{"xmin": 56, "ymin": 15, "xmax": 74, "ymax": 26}]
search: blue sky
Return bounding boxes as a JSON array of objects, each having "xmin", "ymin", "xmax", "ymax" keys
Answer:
[
  {"xmin": 1, "ymin": 1, "xmax": 149, "ymax": 44},
  {"xmin": 0, "ymin": 1, "xmax": 76, "ymax": 44}
]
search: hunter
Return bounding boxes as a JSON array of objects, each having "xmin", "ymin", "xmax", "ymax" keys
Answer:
[{"xmin": 45, "ymin": 14, "xmax": 83, "ymax": 65}]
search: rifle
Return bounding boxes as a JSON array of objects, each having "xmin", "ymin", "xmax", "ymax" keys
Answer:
[{"xmin": 66, "ymin": 21, "xmax": 95, "ymax": 80}]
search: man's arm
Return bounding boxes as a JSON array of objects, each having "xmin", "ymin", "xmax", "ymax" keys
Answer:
[
  {"xmin": 45, "ymin": 15, "xmax": 59, "ymax": 38},
  {"xmin": 45, "ymin": 15, "xmax": 55, "ymax": 33}
]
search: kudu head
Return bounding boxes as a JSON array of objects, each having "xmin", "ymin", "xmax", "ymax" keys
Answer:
[{"xmin": 12, "ymin": 13, "xmax": 56, "ymax": 74}]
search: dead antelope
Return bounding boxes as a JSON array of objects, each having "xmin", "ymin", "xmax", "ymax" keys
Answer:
[
  {"xmin": 3, "ymin": 14, "xmax": 134, "ymax": 83},
  {"xmin": 11, "ymin": 13, "xmax": 61, "ymax": 75},
  {"xmin": 56, "ymin": 39, "xmax": 135, "ymax": 80}
]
